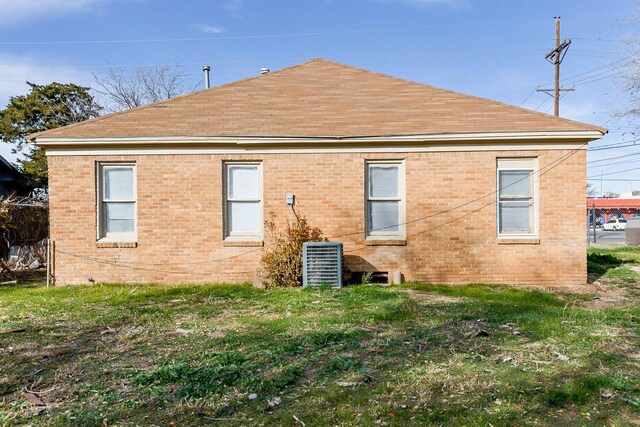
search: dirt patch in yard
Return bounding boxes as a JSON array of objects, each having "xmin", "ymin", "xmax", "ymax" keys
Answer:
[
  {"xmin": 579, "ymin": 283, "xmax": 634, "ymax": 309},
  {"xmin": 401, "ymin": 288, "xmax": 468, "ymax": 304}
]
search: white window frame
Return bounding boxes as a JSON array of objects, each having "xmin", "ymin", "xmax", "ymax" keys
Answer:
[
  {"xmin": 223, "ymin": 161, "xmax": 263, "ymax": 241},
  {"xmin": 365, "ymin": 159, "xmax": 406, "ymax": 240},
  {"xmin": 496, "ymin": 158, "xmax": 539, "ymax": 239},
  {"xmin": 96, "ymin": 162, "xmax": 137, "ymax": 242}
]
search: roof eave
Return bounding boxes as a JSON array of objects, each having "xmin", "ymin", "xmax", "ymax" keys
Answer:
[{"xmin": 32, "ymin": 129, "xmax": 606, "ymax": 147}]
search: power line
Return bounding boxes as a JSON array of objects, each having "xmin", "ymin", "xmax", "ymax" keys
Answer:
[
  {"xmin": 518, "ymin": 88, "xmax": 537, "ymax": 107},
  {"xmin": 571, "ymin": 53, "xmax": 629, "ymax": 60},
  {"xmin": 588, "ymin": 178, "xmax": 640, "ymax": 182},
  {"xmin": 573, "ymin": 71, "xmax": 625, "ymax": 87},
  {"xmin": 0, "ymin": 47, "xmax": 550, "ymax": 79},
  {"xmin": 544, "ymin": 91, "xmax": 568, "ymax": 113},
  {"xmin": 343, "ymin": 144, "xmax": 587, "ymax": 253},
  {"xmin": 330, "ymin": 144, "xmax": 586, "ymax": 241},
  {"xmin": 344, "ymin": 199, "xmax": 497, "ymax": 254},
  {"xmin": 405, "ymin": 145, "xmax": 585, "ymax": 237},
  {"xmin": 71, "ymin": 247, "xmax": 262, "ymax": 266},
  {"xmin": 571, "ymin": 37, "xmax": 626, "ymax": 43},
  {"xmin": 0, "ymin": 22, "xmax": 552, "ymax": 46},
  {"xmin": 588, "ymin": 151, "xmax": 640, "ymax": 164},
  {"xmin": 571, "ymin": 49, "xmax": 628, "ymax": 54},
  {"xmin": 0, "ymin": 45, "xmax": 551, "ymax": 70},
  {"xmin": 588, "ymin": 158, "xmax": 640, "ymax": 169},
  {"xmin": 587, "ymin": 165, "xmax": 640, "ymax": 178},
  {"xmin": 606, "ymin": 123, "xmax": 640, "ymax": 129},
  {"xmin": 588, "ymin": 137, "xmax": 640, "ymax": 151},
  {"xmin": 565, "ymin": 65, "xmax": 630, "ymax": 86},
  {"xmin": 533, "ymin": 96, "xmax": 551, "ymax": 111},
  {"xmin": 54, "ymin": 144, "xmax": 586, "ymax": 271},
  {"xmin": 54, "ymin": 248, "xmax": 256, "ymax": 276},
  {"xmin": 0, "ymin": 49, "xmax": 553, "ymax": 85},
  {"xmin": 526, "ymin": 51, "xmax": 639, "ymax": 104},
  {"xmin": 554, "ymin": 53, "xmax": 638, "ymax": 88}
]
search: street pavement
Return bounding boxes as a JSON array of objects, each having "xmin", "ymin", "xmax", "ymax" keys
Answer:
[{"xmin": 587, "ymin": 229, "xmax": 627, "ymax": 246}]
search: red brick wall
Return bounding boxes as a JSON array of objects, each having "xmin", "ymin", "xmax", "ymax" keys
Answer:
[{"xmin": 47, "ymin": 148, "xmax": 587, "ymax": 287}]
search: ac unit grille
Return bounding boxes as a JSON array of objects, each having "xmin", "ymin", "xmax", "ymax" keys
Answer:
[{"xmin": 303, "ymin": 242, "xmax": 343, "ymax": 288}]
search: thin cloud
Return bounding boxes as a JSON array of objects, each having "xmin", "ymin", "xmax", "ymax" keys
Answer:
[
  {"xmin": 0, "ymin": 55, "xmax": 93, "ymax": 108},
  {"xmin": 0, "ymin": 54, "xmax": 94, "ymax": 162},
  {"xmin": 224, "ymin": 0, "xmax": 244, "ymax": 15},
  {"xmin": 0, "ymin": 0, "xmax": 103, "ymax": 26},
  {"xmin": 196, "ymin": 24, "xmax": 226, "ymax": 34}
]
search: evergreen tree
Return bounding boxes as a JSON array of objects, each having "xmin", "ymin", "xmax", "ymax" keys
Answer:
[{"xmin": 0, "ymin": 82, "xmax": 101, "ymax": 188}]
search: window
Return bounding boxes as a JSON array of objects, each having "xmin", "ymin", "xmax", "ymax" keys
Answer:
[
  {"xmin": 224, "ymin": 162, "xmax": 262, "ymax": 240},
  {"xmin": 497, "ymin": 158, "xmax": 537, "ymax": 237},
  {"xmin": 97, "ymin": 163, "xmax": 136, "ymax": 241},
  {"xmin": 366, "ymin": 160, "xmax": 405, "ymax": 239}
]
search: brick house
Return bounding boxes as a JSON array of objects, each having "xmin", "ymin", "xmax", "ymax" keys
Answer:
[{"xmin": 30, "ymin": 58, "xmax": 606, "ymax": 288}]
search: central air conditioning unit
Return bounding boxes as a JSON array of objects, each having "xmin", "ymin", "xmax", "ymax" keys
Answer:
[{"xmin": 302, "ymin": 242, "xmax": 343, "ymax": 288}]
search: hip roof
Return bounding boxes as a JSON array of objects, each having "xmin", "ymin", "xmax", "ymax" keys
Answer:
[{"xmin": 29, "ymin": 58, "xmax": 606, "ymax": 141}]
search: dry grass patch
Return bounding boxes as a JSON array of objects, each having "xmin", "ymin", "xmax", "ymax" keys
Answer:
[{"xmin": 0, "ymin": 252, "xmax": 639, "ymax": 425}]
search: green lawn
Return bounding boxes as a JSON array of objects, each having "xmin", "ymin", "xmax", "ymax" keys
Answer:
[{"xmin": 1, "ymin": 250, "xmax": 639, "ymax": 426}]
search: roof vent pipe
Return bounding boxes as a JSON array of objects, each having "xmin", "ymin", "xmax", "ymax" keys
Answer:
[
  {"xmin": 260, "ymin": 68, "xmax": 270, "ymax": 75},
  {"xmin": 202, "ymin": 65, "xmax": 211, "ymax": 89}
]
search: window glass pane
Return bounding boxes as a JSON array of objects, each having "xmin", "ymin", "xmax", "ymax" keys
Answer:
[
  {"xmin": 499, "ymin": 202, "xmax": 532, "ymax": 233},
  {"xmin": 228, "ymin": 201, "xmax": 260, "ymax": 233},
  {"xmin": 105, "ymin": 202, "xmax": 135, "ymax": 233},
  {"xmin": 369, "ymin": 166, "xmax": 398, "ymax": 198},
  {"xmin": 369, "ymin": 201, "xmax": 399, "ymax": 232},
  {"xmin": 228, "ymin": 166, "xmax": 258, "ymax": 199},
  {"xmin": 499, "ymin": 170, "xmax": 531, "ymax": 197},
  {"xmin": 104, "ymin": 167, "xmax": 134, "ymax": 200},
  {"xmin": 106, "ymin": 219, "xmax": 135, "ymax": 234}
]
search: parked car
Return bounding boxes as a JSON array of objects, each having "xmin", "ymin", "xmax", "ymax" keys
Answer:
[{"xmin": 602, "ymin": 218, "xmax": 627, "ymax": 231}]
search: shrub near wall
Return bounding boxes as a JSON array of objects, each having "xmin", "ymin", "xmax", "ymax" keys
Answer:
[
  {"xmin": 261, "ymin": 213, "xmax": 324, "ymax": 288},
  {"xmin": 0, "ymin": 197, "xmax": 48, "ymax": 262}
]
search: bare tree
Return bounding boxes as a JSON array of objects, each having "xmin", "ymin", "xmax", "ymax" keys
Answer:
[
  {"xmin": 139, "ymin": 66, "xmax": 187, "ymax": 102},
  {"xmin": 616, "ymin": 9, "xmax": 640, "ymax": 130},
  {"xmin": 621, "ymin": 56, "xmax": 640, "ymax": 120},
  {"xmin": 93, "ymin": 65, "xmax": 190, "ymax": 112},
  {"xmin": 587, "ymin": 183, "xmax": 599, "ymax": 197}
]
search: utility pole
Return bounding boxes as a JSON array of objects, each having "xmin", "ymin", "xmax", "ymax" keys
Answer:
[{"xmin": 536, "ymin": 17, "xmax": 573, "ymax": 116}]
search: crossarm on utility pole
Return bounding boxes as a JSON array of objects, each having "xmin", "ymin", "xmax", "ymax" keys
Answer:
[{"xmin": 541, "ymin": 17, "xmax": 572, "ymax": 116}]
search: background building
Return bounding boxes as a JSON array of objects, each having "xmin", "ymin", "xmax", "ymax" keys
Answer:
[
  {"xmin": 0, "ymin": 155, "xmax": 31, "ymax": 198},
  {"xmin": 587, "ymin": 194, "xmax": 640, "ymax": 226}
]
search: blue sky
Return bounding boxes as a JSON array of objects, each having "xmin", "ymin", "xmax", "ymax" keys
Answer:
[{"xmin": 0, "ymin": 0, "xmax": 638, "ymax": 195}]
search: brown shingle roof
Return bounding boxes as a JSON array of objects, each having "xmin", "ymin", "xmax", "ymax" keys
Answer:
[{"xmin": 30, "ymin": 58, "xmax": 606, "ymax": 140}]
